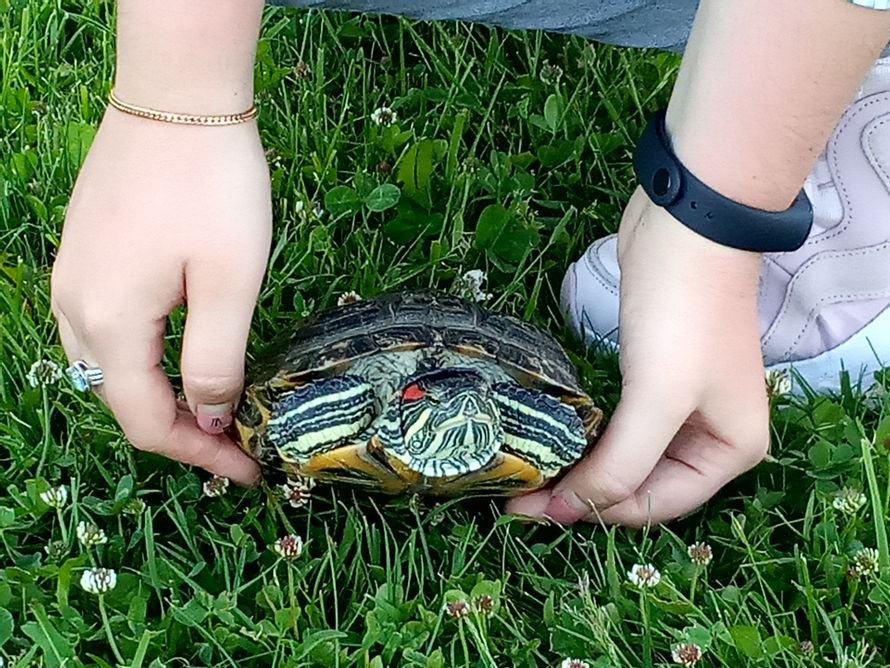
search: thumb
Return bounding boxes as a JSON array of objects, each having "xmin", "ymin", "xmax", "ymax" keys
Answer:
[
  {"xmin": 543, "ymin": 379, "xmax": 692, "ymax": 524},
  {"xmin": 181, "ymin": 268, "xmax": 259, "ymax": 435}
]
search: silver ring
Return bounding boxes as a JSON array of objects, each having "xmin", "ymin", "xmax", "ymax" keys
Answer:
[{"xmin": 65, "ymin": 359, "xmax": 104, "ymax": 392}]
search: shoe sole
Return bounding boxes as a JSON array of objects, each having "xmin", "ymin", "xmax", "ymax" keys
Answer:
[{"xmin": 562, "ymin": 262, "xmax": 890, "ymax": 395}]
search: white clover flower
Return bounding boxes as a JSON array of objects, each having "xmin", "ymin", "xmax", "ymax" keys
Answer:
[
  {"xmin": 765, "ymin": 369, "xmax": 792, "ymax": 398},
  {"xmin": 628, "ymin": 563, "xmax": 661, "ymax": 588},
  {"xmin": 337, "ymin": 291, "xmax": 363, "ymax": 307},
  {"xmin": 539, "ymin": 61, "xmax": 564, "ymax": 85},
  {"xmin": 76, "ymin": 520, "xmax": 108, "ymax": 547},
  {"xmin": 202, "ymin": 475, "xmax": 230, "ymax": 498},
  {"xmin": 40, "ymin": 485, "xmax": 68, "ymax": 508},
  {"xmin": 444, "ymin": 599, "xmax": 470, "ymax": 618},
  {"xmin": 278, "ymin": 476, "xmax": 316, "ymax": 509},
  {"xmin": 833, "ymin": 487, "xmax": 867, "ymax": 514},
  {"xmin": 272, "ymin": 534, "xmax": 304, "ymax": 560},
  {"xmin": 797, "ymin": 640, "xmax": 815, "ymax": 655},
  {"xmin": 473, "ymin": 594, "xmax": 494, "ymax": 615},
  {"xmin": 687, "ymin": 541, "xmax": 713, "ymax": 566},
  {"xmin": 296, "ymin": 476, "xmax": 317, "ymax": 491},
  {"xmin": 44, "ymin": 540, "xmax": 67, "ymax": 561},
  {"xmin": 560, "ymin": 659, "xmax": 590, "ymax": 668},
  {"xmin": 671, "ymin": 643, "xmax": 703, "ymax": 666},
  {"xmin": 122, "ymin": 498, "xmax": 146, "ymax": 515},
  {"xmin": 853, "ymin": 547, "xmax": 880, "ymax": 577},
  {"xmin": 80, "ymin": 567, "xmax": 117, "ymax": 594},
  {"xmin": 370, "ymin": 105, "xmax": 397, "ymax": 127},
  {"xmin": 27, "ymin": 359, "xmax": 63, "ymax": 388},
  {"xmin": 456, "ymin": 269, "xmax": 493, "ymax": 303}
]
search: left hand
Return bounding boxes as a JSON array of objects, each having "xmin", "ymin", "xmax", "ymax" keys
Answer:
[
  {"xmin": 51, "ymin": 108, "xmax": 270, "ymax": 486},
  {"xmin": 506, "ymin": 187, "xmax": 771, "ymax": 526}
]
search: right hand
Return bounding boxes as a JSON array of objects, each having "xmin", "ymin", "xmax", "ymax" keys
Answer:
[
  {"xmin": 507, "ymin": 187, "xmax": 770, "ymax": 526},
  {"xmin": 51, "ymin": 107, "xmax": 272, "ymax": 485}
]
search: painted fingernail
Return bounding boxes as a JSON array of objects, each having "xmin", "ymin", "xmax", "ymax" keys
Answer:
[
  {"xmin": 197, "ymin": 404, "xmax": 232, "ymax": 434},
  {"xmin": 544, "ymin": 494, "xmax": 588, "ymax": 525}
]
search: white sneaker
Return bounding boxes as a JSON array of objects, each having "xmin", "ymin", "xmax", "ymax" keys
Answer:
[{"xmin": 562, "ymin": 49, "xmax": 890, "ymax": 394}]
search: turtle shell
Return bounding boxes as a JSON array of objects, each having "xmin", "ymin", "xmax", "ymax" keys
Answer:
[
  {"xmin": 234, "ymin": 291, "xmax": 602, "ymax": 495},
  {"xmin": 256, "ymin": 291, "xmax": 587, "ymax": 394}
]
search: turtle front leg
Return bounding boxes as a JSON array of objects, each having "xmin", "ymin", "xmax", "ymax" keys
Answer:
[
  {"xmin": 491, "ymin": 382, "xmax": 587, "ymax": 478},
  {"xmin": 267, "ymin": 375, "xmax": 376, "ymax": 463}
]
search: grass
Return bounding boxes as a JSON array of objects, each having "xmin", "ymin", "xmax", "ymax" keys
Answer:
[{"xmin": 2, "ymin": 1, "xmax": 890, "ymax": 666}]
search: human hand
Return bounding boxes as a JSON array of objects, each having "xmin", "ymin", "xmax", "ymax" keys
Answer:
[
  {"xmin": 51, "ymin": 107, "xmax": 271, "ymax": 485},
  {"xmin": 509, "ymin": 0, "xmax": 890, "ymax": 526},
  {"xmin": 507, "ymin": 187, "xmax": 770, "ymax": 526}
]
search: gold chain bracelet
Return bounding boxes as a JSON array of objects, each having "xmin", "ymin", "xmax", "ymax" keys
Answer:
[{"xmin": 108, "ymin": 89, "xmax": 258, "ymax": 126}]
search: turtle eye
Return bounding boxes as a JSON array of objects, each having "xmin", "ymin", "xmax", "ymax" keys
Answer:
[{"xmin": 402, "ymin": 383, "xmax": 426, "ymax": 401}]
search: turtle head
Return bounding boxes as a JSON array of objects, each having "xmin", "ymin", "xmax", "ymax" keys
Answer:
[
  {"xmin": 231, "ymin": 386, "xmax": 274, "ymax": 463},
  {"xmin": 395, "ymin": 369, "xmax": 503, "ymax": 477}
]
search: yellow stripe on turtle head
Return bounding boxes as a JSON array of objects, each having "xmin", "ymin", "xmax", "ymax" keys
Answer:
[{"xmin": 402, "ymin": 407, "xmax": 431, "ymax": 444}]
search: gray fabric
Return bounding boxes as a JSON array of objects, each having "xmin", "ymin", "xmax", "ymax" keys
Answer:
[{"xmin": 267, "ymin": 0, "xmax": 700, "ymax": 51}]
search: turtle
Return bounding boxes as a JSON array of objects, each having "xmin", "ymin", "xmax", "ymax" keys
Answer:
[{"xmin": 232, "ymin": 291, "xmax": 603, "ymax": 497}]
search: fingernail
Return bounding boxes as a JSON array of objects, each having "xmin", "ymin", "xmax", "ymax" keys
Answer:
[
  {"xmin": 197, "ymin": 404, "xmax": 232, "ymax": 434},
  {"xmin": 544, "ymin": 493, "xmax": 589, "ymax": 525}
]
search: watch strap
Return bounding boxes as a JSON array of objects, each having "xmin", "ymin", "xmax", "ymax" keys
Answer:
[{"xmin": 633, "ymin": 109, "xmax": 814, "ymax": 253}]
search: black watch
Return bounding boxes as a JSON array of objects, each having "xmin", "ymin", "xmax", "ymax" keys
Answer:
[{"xmin": 632, "ymin": 109, "xmax": 813, "ymax": 253}]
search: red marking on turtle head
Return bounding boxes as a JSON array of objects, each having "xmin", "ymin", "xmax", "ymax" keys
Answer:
[{"xmin": 401, "ymin": 383, "xmax": 426, "ymax": 401}]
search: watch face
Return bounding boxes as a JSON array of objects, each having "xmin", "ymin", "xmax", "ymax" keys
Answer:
[
  {"xmin": 635, "ymin": 110, "xmax": 681, "ymax": 206},
  {"xmin": 651, "ymin": 166, "xmax": 680, "ymax": 205}
]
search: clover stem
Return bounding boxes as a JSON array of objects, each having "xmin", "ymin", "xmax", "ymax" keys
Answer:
[
  {"xmin": 56, "ymin": 507, "xmax": 68, "ymax": 544},
  {"xmin": 287, "ymin": 564, "xmax": 299, "ymax": 637},
  {"xmin": 458, "ymin": 619, "xmax": 471, "ymax": 666},
  {"xmin": 640, "ymin": 591, "xmax": 653, "ymax": 668},
  {"xmin": 99, "ymin": 594, "xmax": 126, "ymax": 666}
]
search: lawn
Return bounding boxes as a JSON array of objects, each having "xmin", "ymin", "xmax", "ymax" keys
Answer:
[{"xmin": 3, "ymin": 1, "xmax": 890, "ymax": 667}]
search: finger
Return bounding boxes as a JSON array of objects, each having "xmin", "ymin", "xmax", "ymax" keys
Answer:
[
  {"xmin": 54, "ymin": 310, "xmax": 113, "ymax": 404},
  {"xmin": 504, "ymin": 489, "xmax": 551, "ymax": 519},
  {"xmin": 96, "ymin": 319, "xmax": 260, "ymax": 485},
  {"xmin": 597, "ymin": 421, "xmax": 764, "ymax": 526},
  {"xmin": 541, "ymin": 379, "xmax": 693, "ymax": 524},
  {"xmin": 180, "ymin": 259, "xmax": 264, "ymax": 435},
  {"xmin": 106, "ymin": 358, "xmax": 261, "ymax": 485},
  {"xmin": 54, "ymin": 310, "xmax": 80, "ymax": 361}
]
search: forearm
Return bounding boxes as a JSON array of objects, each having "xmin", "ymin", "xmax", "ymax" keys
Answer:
[
  {"xmin": 114, "ymin": 0, "xmax": 265, "ymax": 113},
  {"xmin": 666, "ymin": 0, "xmax": 890, "ymax": 211}
]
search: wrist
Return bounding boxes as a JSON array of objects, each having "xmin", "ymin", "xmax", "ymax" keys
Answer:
[
  {"xmin": 633, "ymin": 109, "xmax": 813, "ymax": 253},
  {"xmin": 111, "ymin": 81, "xmax": 255, "ymax": 117},
  {"xmin": 114, "ymin": 0, "xmax": 263, "ymax": 115},
  {"xmin": 625, "ymin": 187, "xmax": 764, "ymax": 273},
  {"xmin": 107, "ymin": 89, "xmax": 257, "ymax": 126},
  {"xmin": 93, "ymin": 105, "xmax": 266, "ymax": 169}
]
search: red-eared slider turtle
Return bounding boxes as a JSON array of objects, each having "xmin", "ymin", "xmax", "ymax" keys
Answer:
[{"xmin": 233, "ymin": 292, "xmax": 602, "ymax": 496}]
